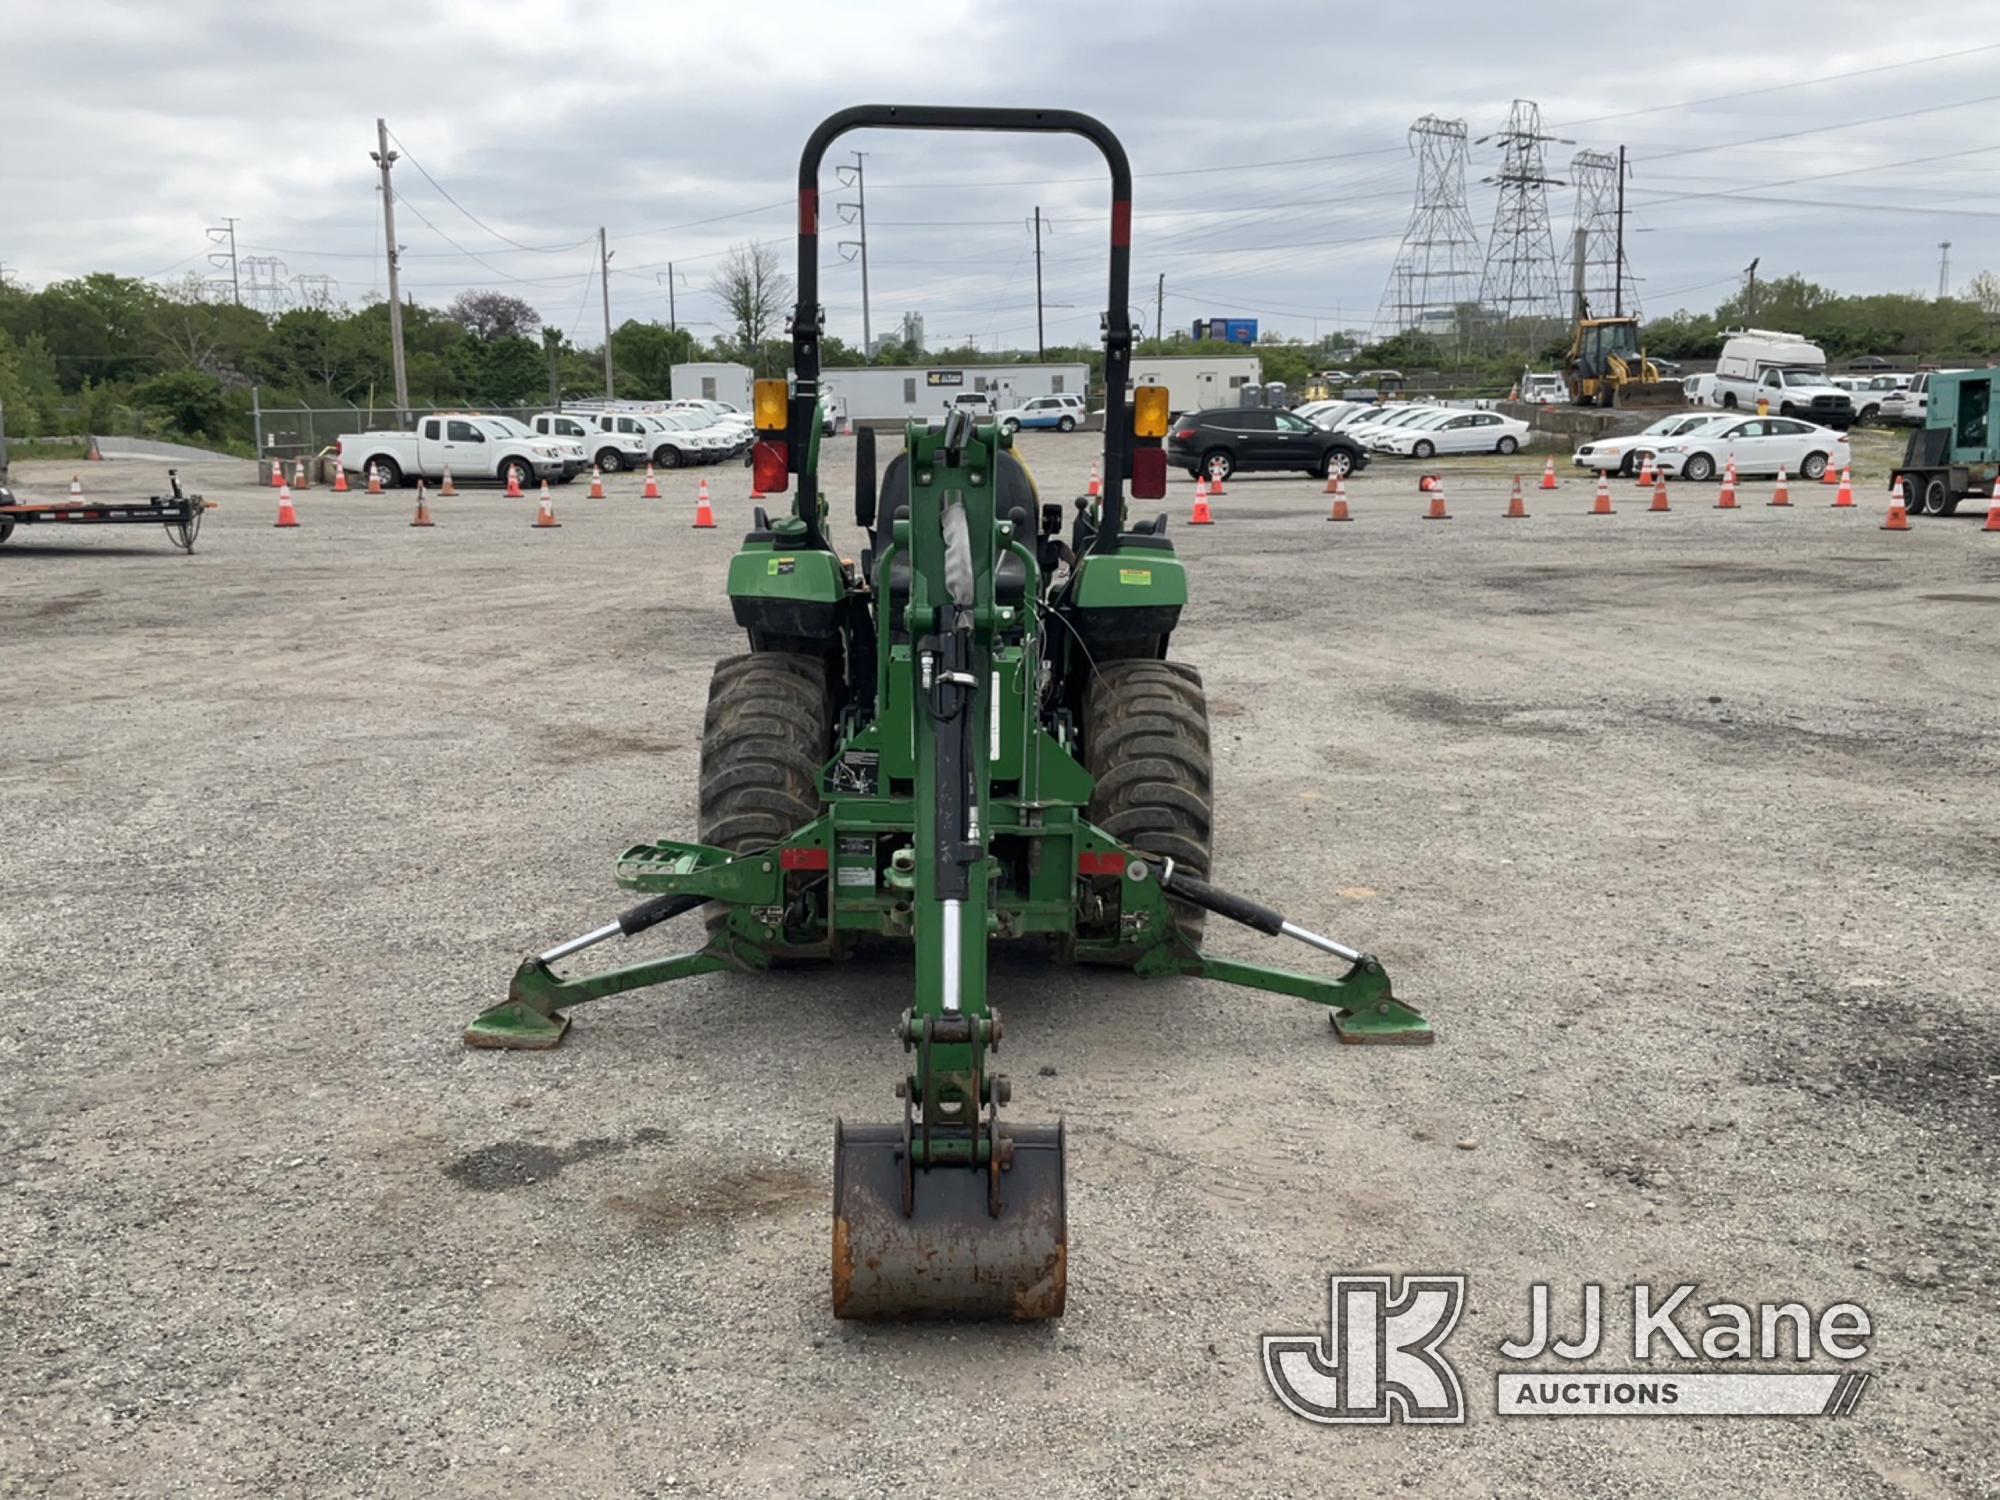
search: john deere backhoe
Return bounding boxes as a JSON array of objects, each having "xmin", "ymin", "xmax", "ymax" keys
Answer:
[
  {"xmin": 1564, "ymin": 315, "xmax": 1681, "ymax": 408},
  {"xmin": 466, "ymin": 105, "xmax": 1432, "ymax": 1320}
]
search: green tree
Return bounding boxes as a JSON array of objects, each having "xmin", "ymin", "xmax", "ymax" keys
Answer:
[{"xmin": 131, "ymin": 367, "xmax": 226, "ymax": 436}]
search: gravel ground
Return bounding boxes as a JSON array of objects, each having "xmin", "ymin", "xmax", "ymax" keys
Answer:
[{"xmin": 2, "ymin": 434, "xmax": 1994, "ymax": 1498}]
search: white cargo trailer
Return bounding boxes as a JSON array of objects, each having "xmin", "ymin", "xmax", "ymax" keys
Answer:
[
  {"xmin": 816, "ymin": 363, "xmax": 1089, "ymax": 423},
  {"xmin": 1123, "ymin": 354, "xmax": 1262, "ymax": 416}
]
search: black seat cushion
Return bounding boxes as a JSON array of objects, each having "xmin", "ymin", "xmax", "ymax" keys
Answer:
[{"xmin": 874, "ymin": 448, "xmax": 1035, "ymax": 609}]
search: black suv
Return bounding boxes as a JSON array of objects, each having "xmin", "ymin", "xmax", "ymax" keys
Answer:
[{"xmin": 1167, "ymin": 407, "xmax": 1369, "ymax": 483}]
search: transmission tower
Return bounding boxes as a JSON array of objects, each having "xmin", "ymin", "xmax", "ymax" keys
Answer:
[
  {"xmin": 290, "ymin": 273, "xmax": 340, "ymax": 311},
  {"xmin": 1476, "ymin": 100, "xmax": 1569, "ymax": 351},
  {"xmin": 238, "ymin": 256, "xmax": 289, "ymax": 314},
  {"xmin": 1565, "ymin": 150, "xmax": 1638, "ymax": 321},
  {"xmin": 1375, "ymin": 116, "xmax": 1482, "ymax": 346}
]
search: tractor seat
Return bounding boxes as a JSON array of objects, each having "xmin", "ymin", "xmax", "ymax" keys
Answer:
[{"xmin": 873, "ymin": 450, "xmax": 1032, "ymax": 610}]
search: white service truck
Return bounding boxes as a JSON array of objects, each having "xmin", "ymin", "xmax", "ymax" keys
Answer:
[
  {"xmin": 1709, "ymin": 329, "xmax": 1854, "ymax": 428},
  {"xmin": 334, "ymin": 414, "xmax": 570, "ymax": 489}
]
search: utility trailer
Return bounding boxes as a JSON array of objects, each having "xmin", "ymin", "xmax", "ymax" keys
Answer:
[
  {"xmin": 1889, "ymin": 369, "xmax": 1999, "ymax": 517},
  {"xmin": 0, "ymin": 469, "xmax": 209, "ymax": 553}
]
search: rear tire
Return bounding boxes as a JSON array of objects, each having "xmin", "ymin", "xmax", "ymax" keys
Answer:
[
  {"xmin": 1058, "ymin": 415, "xmax": 1076, "ymax": 432},
  {"xmin": 1496, "ymin": 435, "xmax": 1519, "ymax": 455},
  {"xmin": 1800, "ymin": 451, "xmax": 1829, "ymax": 481},
  {"xmin": 1922, "ymin": 476, "xmax": 1952, "ymax": 516},
  {"xmin": 373, "ymin": 457, "xmax": 404, "ymax": 488},
  {"xmin": 498, "ymin": 456, "xmax": 529, "ymax": 491},
  {"xmin": 1082, "ymin": 660, "xmax": 1213, "ymax": 955},
  {"xmin": 1203, "ymin": 449, "xmax": 1234, "ymax": 482},
  {"xmin": 698, "ymin": 653, "xmax": 830, "ymax": 940}
]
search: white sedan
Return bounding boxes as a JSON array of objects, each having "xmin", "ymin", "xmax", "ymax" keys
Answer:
[
  {"xmin": 1373, "ymin": 408, "xmax": 1530, "ymax": 458},
  {"xmin": 1340, "ymin": 404, "xmax": 1443, "ymax": 445},
  {"xmin": 1649, "ymin": 415, "xmax": 1850, "ymax": 482},
  {"xmin": 1571, "ymin": 412, "xmax": 1733, "ymax": 476}
]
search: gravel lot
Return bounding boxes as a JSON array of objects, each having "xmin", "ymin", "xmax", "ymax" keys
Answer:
[{"xmin": 2, "ymin": 433, "xmax": 1994, "ymax": 1498}]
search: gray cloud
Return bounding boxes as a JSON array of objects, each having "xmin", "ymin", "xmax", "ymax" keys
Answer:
[{"xmin": 4, "ymin": 0, "xmax": 1997, "ymax": 346}]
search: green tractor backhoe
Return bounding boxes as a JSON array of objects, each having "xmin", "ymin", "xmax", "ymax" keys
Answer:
[{"xmin": 467, "ymin": 105, "xmax": 1433, "ymax": 1320}]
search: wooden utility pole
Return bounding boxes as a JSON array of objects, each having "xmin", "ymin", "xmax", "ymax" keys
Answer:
[
  {"xmin": 370, "ymin": 119, "xmax": 410, "ymax": 421},
  {"xmin": 599, "ymin": 227, "xmax": 615, "ymax": 398}
]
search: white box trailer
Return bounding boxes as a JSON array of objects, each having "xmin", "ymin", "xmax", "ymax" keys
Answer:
[
  {"xmin": 670, "ymin": 362, "xmax": 754, "ymax": 411},
  {"xmin": 1124, "ymin": 354, "xmax": 1262, "ymax": 416},
  {"xmin": 816, "ymin": 363, "xmax": 1089, "ymax": 422}
]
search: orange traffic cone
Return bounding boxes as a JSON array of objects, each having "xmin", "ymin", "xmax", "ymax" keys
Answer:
[
  {"xmin": 1505, "ymin": 475, "xmax": 1529, "ymax": 518},
  {"xmin": 1325, "ymin": 475, "xmax": 1352, "ymax": 523},
  {"xmin": 505, "ymin": 466, "xmax": 524, "ymax": 499},
  {"xmin": 588, "ymin": 466, "xmax": 607, "ymax": 500},
  {"xmin": 642, "ymin": 464, "xmax": 661, "ymax": 499},
  {"xmin": 1882, "ymin": 482, "xmax": 1912, "ymax": 531},
  {"xmin": 1716, "ymin": 458, "xmax": 1738, "ymax": 510},
  {"xmin": 292, "ymin": 458, "xmax": 310, "ymax": 490},
  {"xmin": 331, "ymin": 465, "xmax": 350, "ymax": 494},
  {"xmin": 1539, "ymin": 455, "xmax": 1559, "ymax": 491},
  {"xmin": 269, "ymin": 460, "xmax": 284, "ymax": 490},
  {"xmin": 1649, "ymin": 474, "xmax": 1671, "ymax": 512},
  {"xmin": 1190, "ymin": 476, "xmax": 1214, "ymax": 525},
  {"xmin": 1769, "ymin": 467, "xmax": 1791, "ymax": 507},
  {"xmin": 1831, "ymin": 467, "xmax": 1854, "ymax": 508},
  {"xmin": 273, "ymin": 482, "xmax": 300, "ymax": 528},
  {"xmin": 1589, "ymin": 474, "xmax": 1615, "ymax": 516},
  {"xmin": 693, "ymin": 477, "xmax": 717, "ymax": 529},
  {"xmin": 367, "ymin": 464, "xmax": 384, "ymax": 496},
  {"xmin": 1820, "ymin": 458, "xmax": 1840, "ymax": 486},
  {"xmin": 1208, "ymin": 467, "xmax": 1227, "ymax": 496},
  {"xmin": 1087, "ymin": 460, "xmax": 1102, "ymax": 500},
  {"xmin": 1983, "ymin": 489, "xmax": 2000, "ymax": 532},
  {"xmin": 1423, "ymin": 477, "xmax": 1451, "ymax": 520},
  {"xmin": 410, "ymin": 481, "xmax": 435, "ymax": 528},
  {"xmin": 439, "ymin": 466, "xmax": 457, "ymax": 497},
  {"xmin": 1636, "ymin": 455, "xmax": 1654, "ymax": 488},
  {"xmin": 69, "ymin": 474, "xmax": 83, "ymax": 499},
  {"xmin": 532, "ymin": 482, "xmax": 560, "ymax": 528}
]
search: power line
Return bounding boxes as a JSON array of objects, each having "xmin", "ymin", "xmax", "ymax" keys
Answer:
[
  {"xmin": 1554, "ymin": 41, "xmax": 2000, "ymax": 128},
  {"xmin": 384, "ymin": 128, "xmax": 579, "ymax": 254}
]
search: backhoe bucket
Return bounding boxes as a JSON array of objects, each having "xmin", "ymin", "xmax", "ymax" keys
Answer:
[{"xmin": 831, "ymin": 1120, "xmax": 1067, "ymax": 1320}]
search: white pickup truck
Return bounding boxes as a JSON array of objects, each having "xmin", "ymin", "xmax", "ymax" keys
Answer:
[
  {"xmin": 1709, "ymin": 329, "xmax": 1854, "ymax": 428},
  {"xmin": 335, "ymin": 414, "xmax": 569, "ymax": 489},
  {"xmin": 529, "ymin": 411, "xmax": 652, "ymax": 473}
]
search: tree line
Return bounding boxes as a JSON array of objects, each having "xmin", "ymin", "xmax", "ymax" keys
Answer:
[{"xmin": 7, "ymin": 250, "xmax": 1995, "ymax": 453}]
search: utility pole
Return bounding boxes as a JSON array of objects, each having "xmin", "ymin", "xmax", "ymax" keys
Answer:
[
  {"xmin": 1614, "ymin": 144, "xmax": 1628, "ymax": 317},
  {"xmin": 598, "ymin": 226, "xmax": 615, "ymax": 397},
  {"xmin": 1033, "ymin": 207, "xmax": 1045, "ymax": 359},
  {"xmin": 1155, "ymin": 273, "xmax": 1164, "ymax": 348},
  {"xmin": 656, "ymin": 265, "xmax": 679, "ymax": 332},
  {"xmin": 1743, "ymin": 257, "xmax": 1760, "ymax": 320},
  {"xmin": 1570, "ymin": 226, "xmax": 1589, "ymax": 324},
  {"xmin": 369, "ymin": 121, "xmax": 410, "ymax": 422},
  {"xmin": 1938, "ymin": 241, "xmax": 1952, "ymax": 299},
  {"xmin": 836, "ymin": 152, "xmax": 871, "ymax": 353},
  {"xmin": 206, "ymin": 217, "xmax": 241, "ymax": 305}
]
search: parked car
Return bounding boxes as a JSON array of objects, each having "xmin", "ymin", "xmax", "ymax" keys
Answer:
[
  {"xmin": 645, "ymin": 410, "xmax": 735, "ymax": 467},
  {"xmin": 1519, "ymin": 371, "xmax": 1566, "ymax": 405},
  {"xmin": 334, "ymin": 414, "xmax": 566, "ymax": 490},
  {"xmin": 996, "ymin": 394, "xmax": 1085, "ymax": 433},
  {"xmin": 1648, "ymin": 415, "xmax": 1850, "ymax": 482},
  {"xmin": 1709, "ymin": 329, "xmax": 1853, "ymax": 426},
  {"xmin": 1847, "ymin": 372, "xmax": 1911, "ymax": 425},
  {"xmin": 1374, "ymin": 409, "xmax": 1530, "ymax": 458},
  {"xmin": 528, "ymin": 412, "xmax": 632, "ymax": 476},
  {"xmin": 1682, "ymin": 374, "xmax": 1719, "ymax": 407},
  {"xmin": 945, "ymin": 392, "xmax": 996, "ymax": 418},
  {"xmin": 1879, "ymin": 370, "xmax": 1965, "ymax": 427},
  {"xmin": 1339, "ymin": 403, "xmax": 1445, "ymax": 445},
  {"xmin": 1167, "ymin": 407, "xmax": 1369, "ymax": 482},
  {"xmin": 1571, "ymin": 412, "xmax": 1733, "ymax": 476}
]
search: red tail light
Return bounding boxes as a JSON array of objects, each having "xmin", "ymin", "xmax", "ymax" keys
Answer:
[
  {"xmin": 1173, "ymin": 427, "xmax": 1196, "ymax": 442},
  {"xmin": 752, "ymin": 439, "xmax": 789, "ymax": 494},
  {"xmin": 1131, "ymin": 447, "xmax": 1167, "ymax": 501}
]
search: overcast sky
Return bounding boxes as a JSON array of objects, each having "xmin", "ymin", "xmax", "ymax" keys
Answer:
[{"xmin": 5, "ymin": 1, "xmax": 1998, "ymax": 349}]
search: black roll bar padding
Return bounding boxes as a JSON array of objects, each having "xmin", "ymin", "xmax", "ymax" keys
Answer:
[{"xmin": 793, "ymin": 106, "xmax": 1135, "ymax": 556}]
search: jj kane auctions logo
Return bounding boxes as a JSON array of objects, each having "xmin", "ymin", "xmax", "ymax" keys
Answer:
[{"xmin": 1264, "ymin": 1277, "xmax": 1873, "ymax": 1423}]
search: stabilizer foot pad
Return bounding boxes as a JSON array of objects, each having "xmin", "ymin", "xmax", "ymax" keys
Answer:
[{"xmin": 1332, "ymin": 1000, "xmax": 1435, "ymax": 1045}]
